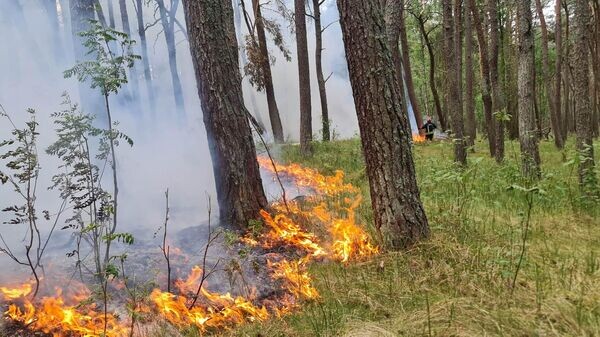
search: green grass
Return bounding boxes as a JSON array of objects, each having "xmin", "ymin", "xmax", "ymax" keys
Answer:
[{"xmin": 208, "ymin": 138, "xmax": 600, "ymax": 336}]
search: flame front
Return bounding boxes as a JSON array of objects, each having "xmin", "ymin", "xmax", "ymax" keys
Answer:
[{"xmin": 2, "ymin": 157, "xmax": 378, "ymax": 336}]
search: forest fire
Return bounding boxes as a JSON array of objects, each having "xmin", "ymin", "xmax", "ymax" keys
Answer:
[
  {"xmin": 1, "ymin": 158, "xmax": 378, "ymax": 336},
  {"xmin": 413, "ymin": 133, "xmax": 426, "ymax": 143}
]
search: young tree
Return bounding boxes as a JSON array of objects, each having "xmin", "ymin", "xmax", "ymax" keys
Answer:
[
  {"xmin": 156, "ymin": 0, "xmax": 186, "ymax": 114},
  {"xmin": 469, "ymin": 0, "xmax": 496, "ymax": 156},
  {"xmin": 312, "ymin": 0, "xmax": 332, "ymax": 141},
  {"xmin": 442, "ymin": 0, "xmax": 467, "ymax": 165},
  {"xmin": 535, "ymin": 0, "xmax": 564, "ymax": 149},
  {"xmin": 517, "ymin": 0, "xmax": 541, "ymax": 179},
  {"xmin": 573, "ymin": 0, "xmax": 598, "ymax": 193},
  {"xmin": 182, "ymin": 0, "xmax": 268, "ymax": 228},
  {"xmin": 295, "ymin": 0, "xmax": 313, "ymax": 155},
  {"xmin": 337, "ymin": 0, "xmax": 429, "ymax": 249}
]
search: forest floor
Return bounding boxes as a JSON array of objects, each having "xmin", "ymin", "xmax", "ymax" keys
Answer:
[{"xmin": 151, "ymin": 137, "xmax": 600, "ymax": 337}]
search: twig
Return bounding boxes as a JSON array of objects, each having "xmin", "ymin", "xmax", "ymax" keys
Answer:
[{"xmin": 160, "ymin": 189, "xmax": 172, "ymax": 293}]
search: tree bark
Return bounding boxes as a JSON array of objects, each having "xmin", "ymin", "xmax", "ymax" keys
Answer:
[
  {"xmin": 134, "ymin": 0, "xmax": 157, "ymax": 113},
  {"xmin": 517, "ymin": 0, "xmax": 541, "ymax": 179},
  {"xmin": 469, "ymin": 0, "xmax": 496, "ymax": 156},
  {"xmin": 487, "ymin": 0, "xmax": 505, "ymax": 163},
  {"xmin": 253, "ymin": 0, "xmax": 285, "ymax": 143},
  {"xmin": 182, "ymin": 0, "xmax": 268, "ymax": 228},
  {"xmin": 562, "ymin": 1, "xmax": 571, "ymax": 140},
  {"xmin": 414, "ymin": 14, "xmax": 447, "ymax": 130},
  {"xmin": 386, "ymin": 0, "xmax": 410, "ymax": 125},
  {"xmin": 535, "ymin": 0, "xmax": 564, "ymax": 148},
  {"xmin": 573, "ymin": 0, "xmax": 598, "ymax": 191},
  {"xmin": 337, "ymin": 0, "xmax": 429, "ymax": 250},
  {"xmin": 442, "ymin": 0, "xmax": 467, "ymax": 165},
  {"xmin": 554, "ymin": 0, "xmax": 564, "ymax": 144},
  {"xmin": 296, "ymin": 0, "xmax": 312, "ymax": 154},
  {"xmin": 399, "ymin": 0, "xmax": 424, "ymax": 131},
  {"xmin": 313, "ymin": 0, "xmax": 331, "ymax": 142},
  {"xmin": 157, "ymin": 0, "xmax": 186, "ymax": 115},
  {"xmin": 464, "ymin": 0, "xmax": 476, "ymax": 147}
]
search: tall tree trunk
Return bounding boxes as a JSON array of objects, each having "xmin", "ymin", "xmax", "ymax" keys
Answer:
[
  {"xmin": 337, "ymin": 0, "xmax": 429, "ymax": 250},
  {"xmin": 414, "ymin": 14, "xmax": 447, "ymax": 130},
  {"xmin": 134, "ymin": 0, "xmax": 157, "ymax": 113},
  {"xmin": 464, "ymin": 0, "xmax": 476, "ymax": 147},
  {"xmin": 313, "ymin": 0, "xmax": 331, "ymax": 142},
  {"xmin": 181, "ymin": 0, "xmax": 268, "ymax": 228},
  {"xmin": 555, "ymin": 0, "xmax": 564, "ymax": 144},
  {"xmin": 535, "ymin": 0, "xmax": 564, "ymax": 148},
  {"xmin": 399, "ymin": 0, "xmax": 424, "ymax": 131},
  {"xmin": 573, "ymin": 0, "xmax": 598, "ymax": 192},
  {"xmin": 119, "ymin": 0, "xmax": 140, "ymax": 103},
  {"xmin": 386, "ymin": 0, "xmax": 410, "ymax": 124},
  {"xmin": 253, "ymin": 0, "xmax": 285, "ymax": 143},
  {"xmin": 469, "ymin": 0, "xmax": 496, "ymax": 156},
  {"xmin": 517, "ymin": 0, "xmax": 541, "ymax": 179},
  {"xmin": 296, "ymin": 0, "xmax": 312, "ymax": 154},
  {"xmin": 442, "ymin": 0, "xmax": 467, "ymax": 165},
  {"xmin": 488, "ymin": 0, "xmax": 505, "ymax": 163},
  {"xmin": 157, "ymin": 0, "xmax": 186, "ymax": 115},
  {"xmin": 562, "ymin": 1, "xmax": 571, "ymax": 140},
  {"xmin": 108, "ymin": 0, "xmax": 116, "ymax": 28}
]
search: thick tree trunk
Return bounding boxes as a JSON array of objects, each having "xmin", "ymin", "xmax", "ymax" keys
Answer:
[
  {"xmin": 119, "ymin": 0, "xmax": 140, "ymax": 103},
  {"xmin": 573, "ymin": 0, "xmax": 598, "ymax": 192},
  {"xmin": 517, "ymin": 0, "xmax": 541, "ymax": 179},
  {"xmin": 296, "ymin": 0, "xmax": 312, "ymax": 154},
  {"xmin": 313, "ymin": 0, "xmax": 331, "ymax": 142},
  {"xmin": 399, "ymin": 0, "xmax": 424, "ymax": 130},
  {"xmin": 157, "ymin": 0, "xmax": 186, "ymax": 115},
  {"xmin": 487, "ymin": 0, "xmax": 505, "ymax": 163},
  {"xmin": 535, "ymin": 0, "xmax": 564, "ymax": 148},
  {"xmin": 253, "ymin": 0, "xmax": 285, "ymax": 143},
  {"xmin": 134, "ymin": 0, "xmax": 157, "ymax": 113},
  {"xmin": 337, "ymin": 0, "xmax": 429, "ymax": 250},
  {"xmin": 415, "ymin": 15, "xmax": 447, "ymax": 130},
  {"xmin": 469, "ymin": 0, "xmax": 496, "ymax": 156},
  {"xmin": 464, "ymin": 0, "xmax": 476, "ymax": 147},
  {"xmin": 442, "ymin": 0, "xmax": 467, "ymax": 165},
  {"xmin": 182, "ymin": 0, "xmax": 268, "ymax": 228}
]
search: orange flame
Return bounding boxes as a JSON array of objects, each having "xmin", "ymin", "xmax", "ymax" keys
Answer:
[
  {"xmin": 413, "ymin": 134, "xmax": 426, "ymax": 143},
  {"xmin": 3, "ymin": 157, "xmax": 379, "ymax": 336}
]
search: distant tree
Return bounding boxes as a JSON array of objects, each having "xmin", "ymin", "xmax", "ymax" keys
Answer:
[
  {"xmin": 464, "ymin": 0, "xmax": 476, "ymax": 147},
  {"xmin": 337, "ymin": 0, "xmax": 429, "ymax": 249},
  {"xmin": 119, "ymin": 0, "xmax": 141, "ymax": 103},
  {"xmin": 182, "ymin": 0, "xmax": 268, "ymax": 228},
  {"xmin": 554, "ymin": 0, "xmax": 564, "ymax": 144},
  {"xmin": 517, "ymin": 0, "xmax": 541, "ymax": 179},
  {"xmin": 239, "ymin": 0, "xmax": 286, "ymax": 143},
  {"xmin": 155, "ymin": 0, "xmax": 186, "ymax": 114},
  {"xmin": 469, "ymin": 0, "xmax": 495, "ymax": 156},
  {"xmin": 442, "ymin": 0, "xmax": 467, "ymax": 165},
  {"xmin": 573, "ymin": 0, "xmax": 598, "ymax": 194},
  {"xmin": 133, "ymin": 0, "xmax": 157, "ymax": 112},
  {"xmin": 295, "ymin": 0, "xmax": 313, "ymax": 155},
  {"xmin": 312, "ymin": 0, "xmax": 332, "ymax": 141},
  {"xmin": 487, "ymin": 0, "xmax": 505, "ymax": 163}
]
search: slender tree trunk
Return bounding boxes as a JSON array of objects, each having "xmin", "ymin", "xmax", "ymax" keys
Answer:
[
  {"xmin": 313, "ymin": 0, "xmax": 331, "ymax": 142},
  {"xmin": 535, "ymin": 0, "xmax": 564, "ymax": 148},
  {"xmin": 399, "ymin": 0, "xmax": 424, "ymax": 131},
  {"xmin": 442, "ymin": 0, "xmax": 467, "ymax": 165},
  {"xmin": 517, "ymin": 0, "xmax": 541, "ymax": 179},
  {"xmin": 252, "ymin": 0, "xmax": 285, "ymax": 143},
  {"xmin": 464, "ymin": 0, "xmax": 476, "ymax": 147},
  {"xmin": 573, "ymin": 0, "xmax": 598, "ymax": 192},
  {"xmin": 182, "ymin": 0, "xmax": 268, "ymax": 228},
  {"xmin": 157, "ymin": 0, "xmax": 186, "ymax": 115},
  {"xmin": 108, "ymin": 0, "xmax": 116, "ymax": 28},
  {"xmin": 296, "ymin": 0, "xmax": 312, "ymax": 154},
  {"xmin": 119, "ymin": 0, "xmax": 140, "ymax": 103},
  {"xmin": 386, "ymin": 0, "xmax": 410, "ymax": 124},
  {"xmin": 562, "ymin": 1, "xmax": 571, "ymax": 141},
  {"xmin": 134, "ymin": 0, "xmax": 157, "ymax": 113},
  {"xmin": 555, "ymin": 0, "xmax": 564, "ymax": 144},
  {"xmin": 93, "ymin": 0, "xmax": 108, "ymax": 27},
  {"xmin": 488, "ymin": 0, "xmax": 505, "ymax": 163},
  {"xmin": 43, "ymin": 0, "xmax": 64, "ymax": 63},
  {"xmin": 337, "ymin": 0, "xmax": 429, "ymax": 250},
  {"xmin": 470, "ymin": 0, "xmax": 496, "ymax": 156},
  {"xmin": 414, "ymin": 15, "xmax": 447, "ymax": 130}
]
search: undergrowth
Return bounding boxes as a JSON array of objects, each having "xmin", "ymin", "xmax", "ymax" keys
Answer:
[{"xmin": 188, "ymin": 138, "xmax": 600, "ymax": 337}]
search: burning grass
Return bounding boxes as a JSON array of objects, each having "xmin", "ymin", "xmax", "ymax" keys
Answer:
[{"xmin": 1, "ymin": 154, "xmax": 379, "ymax": 336}]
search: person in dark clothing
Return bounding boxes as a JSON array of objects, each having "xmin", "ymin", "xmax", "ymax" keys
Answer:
[{"xmin": 421, "ymin": 118, "xmax": 437, "ymax": 141}]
